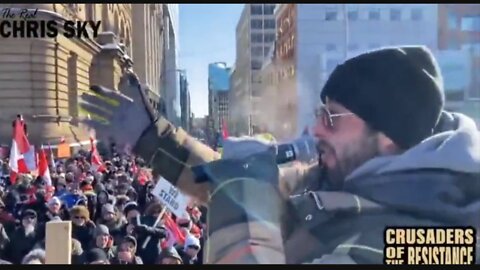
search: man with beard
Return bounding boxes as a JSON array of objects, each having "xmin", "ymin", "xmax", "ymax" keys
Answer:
[
  {"xmin": 5, "ymin": 209, "xmax": 40, "ymax": 264},
  {"xmin": 78, "ymin": 46, "xmax": 480, "ymax": 264}
]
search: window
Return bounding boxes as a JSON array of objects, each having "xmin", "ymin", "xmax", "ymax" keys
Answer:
[
  {"xmin": 251, "ymin": 46, "xmax": 263, "ymax": 56},
  {"xmin": 411, "ymin": 8, "xmax": 423, "ymax": 21},
  {"xmin": 325, "ymin": 11, "xmax": 338, "ymax": 21},
  {"xmin": 448, "ymin": 13, "xmax": 458, "ymax": 30},
  {"xmin": 390, "ymin": 8, "xmax": 401, "ymax": 21},
  {"xmin": 326, "ymin": 43, "xmax": 337, "ymax": 51},
  {"xmin": 264, "ymin": 48, "xmax": 270, "ymax": 57},
  {"xmin": 251, "ymin": 33, "xmax": 263, "ymax": 43},
  {"xmin": 251, "ymin": 5, "xmax": 262, "ymax": 15},
  {"xmin": 264, "ymin": 19, "xmax": 275, "ymax": 29},
  {"xmin": 461, "ymin": 42, "xmax": 480, "ymax": 56},
  {"xmin": 369, "ymin": 10, "xmax": 381, "ymax": 20},
  {"xmin": 264, "ymin": 46, "xmax": 270, "ymax": 56},
  {"xmin": 264, "ymin": 5, "xmax": 275, "ymax": 15},
  {"xmin": 264, "ymin": 33, "xmax": 275, "ymax": 43},
  {"xmin": 251, "ymin": 60, "xmax": 262, "ymax": 70},
  {"xmin": 251, "ymin": 19, "xmax": 263, "ymax": 29},
  {"xmin": 461, "ymin": 16, "xmax": 480, "ymax": 31},
  {"xmin": 347, "ymin": 10, "xmax": 358, "ymax": 21},
  {"xmin": 348, "ymin": 43, "xmax": 359, "ymax": 51}
]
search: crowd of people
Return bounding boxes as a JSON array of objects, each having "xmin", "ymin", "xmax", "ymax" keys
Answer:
[{"xmin": 0, "ymin": 144, "xmax": 206, "ymax": 264}]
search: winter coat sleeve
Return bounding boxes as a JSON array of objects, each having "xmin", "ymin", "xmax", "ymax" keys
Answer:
[
  {"xmin": 133, "ymin": 118, "xmax": 221, "ymax": 204},
  {"xmin": 132, "ymin": 117, "xmax": 313, "ymax": 264}
]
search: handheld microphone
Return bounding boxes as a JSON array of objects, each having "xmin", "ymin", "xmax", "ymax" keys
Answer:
[{"xmin": 275, "ymin": 135, "xmax": 318, "ymax": 165}]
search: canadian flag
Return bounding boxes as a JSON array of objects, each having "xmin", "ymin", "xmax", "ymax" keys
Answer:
[
  {"xmin": 89, "ymin": 136, "xmax": 106, "ymax": 172},
  {"xmin": 37, "ymin": 146, "xmax": 52, "ymax": 186},
  {"xmin": 9, "ymin": 118, "xmax": 36, "ymax": 184}
]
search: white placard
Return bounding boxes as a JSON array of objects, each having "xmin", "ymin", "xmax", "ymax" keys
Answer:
[{"xmin": 151, "ymin": 177, "xmax": 189, "ymax": 218}]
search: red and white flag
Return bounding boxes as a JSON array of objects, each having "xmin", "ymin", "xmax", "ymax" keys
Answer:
[
  {"xmin": 37, "ymin": 146, "xmax": 52, "ymax": 186},
  {"xmin": 89, "ymin": 136, "xmax": 106, "ymax": 172},
  {"xmin": 9, "ymin": 118, "xmax": 34, "ymax": 184},
  {"xmin": 163, "ymin": 213, "xmax": 185, "ymax": 247}
]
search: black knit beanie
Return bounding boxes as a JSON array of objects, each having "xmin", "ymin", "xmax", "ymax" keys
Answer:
[{"xmin": 320, "ymin": 46, "xmax": 444, "ymax": 149}]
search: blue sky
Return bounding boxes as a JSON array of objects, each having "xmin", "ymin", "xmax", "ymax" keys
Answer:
[{"xmin": 178, "ymin": 4, "xmax": 244, "ymax": 117}]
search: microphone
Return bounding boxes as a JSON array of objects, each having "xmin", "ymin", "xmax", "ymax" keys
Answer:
[{"xmin": 275, "ymin": 135, "xmax": 319, "ymax": 165}]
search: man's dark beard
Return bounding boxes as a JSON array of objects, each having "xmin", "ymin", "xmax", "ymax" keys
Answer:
[{"xmin": 318, "ymin": 128, "xmax": 380, "ymax": 190}]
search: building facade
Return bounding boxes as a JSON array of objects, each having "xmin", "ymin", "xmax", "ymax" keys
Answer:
[
  {"xmin": 208, "ymin": 62, "xmax": 231, "ymax": 134},
  {"xmin": 0, "ymin": 4, "xmax": 134, "ymax": 145},
  {"xmin": 438, "ymin": 4, "xmax": 480, "ymax": 125},
  {"xmin": 230, "ymin": 4, "xmax": 276, "ymax": 136},
  {"xmin": 162, "ymin": 4, "xmax": 182, "ymax": 127},
  {"xmin": 131, "ymin": 4, "xmax": 163, "ymax": 103},
  {"xmin": 179, "ymin": 70, "xmax": 191, "ymax": 132},
  {"xmin": 264, "ymin": 4, "xmax": 439, "ymax": 137}
]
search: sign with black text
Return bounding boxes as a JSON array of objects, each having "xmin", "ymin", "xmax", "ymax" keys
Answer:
[{"xmin": 151, "ymin": 177, "xmax": 189, "ymax": 218}]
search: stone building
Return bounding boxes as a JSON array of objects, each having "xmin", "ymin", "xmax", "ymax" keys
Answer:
[{"xmin": 0, "ymin": 4, "xmax": 163, "ymax": 148}]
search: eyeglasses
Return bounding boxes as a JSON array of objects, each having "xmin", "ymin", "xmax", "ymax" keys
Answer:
[{"xmin": 315, "ymin": 105, "xmax": 354, "ymax": 130}]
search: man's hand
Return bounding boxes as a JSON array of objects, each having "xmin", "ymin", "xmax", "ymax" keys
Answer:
[{"xmin": 78, "ymin": 73, "xmax": 157, "ymax": 149}]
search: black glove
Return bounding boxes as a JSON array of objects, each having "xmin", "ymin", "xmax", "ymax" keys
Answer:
[{"xmin": 133, "ymin": 224, "xmax": 149, "ymax": 235}]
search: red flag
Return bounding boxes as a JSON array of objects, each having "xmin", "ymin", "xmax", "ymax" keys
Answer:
[
  {"xmin": 221, "ymin": 118, "xmax": 229, "ymax": 139},
  {"xmin": 9, "ymin": 118, "xmax": 32, "ymax": 184},
  {"xmin": 163, "ymin": 213, "xmax": 185, "ymax": 246},
  {"xmin": 89, "ymin": 136, "xmax": 106, "ymax": 173},
  {"xmin": 37, "ymin": 146, "xmax": 52, "ymax": 186}
]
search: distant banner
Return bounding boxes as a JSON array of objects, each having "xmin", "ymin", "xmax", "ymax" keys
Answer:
[
  {"xmin": 57, "ymin": 142, "xmax": 71, "ymax": 158},
  {"xmin": 151, "ymin": 177, "xmax": 189, "ymax": 218}
]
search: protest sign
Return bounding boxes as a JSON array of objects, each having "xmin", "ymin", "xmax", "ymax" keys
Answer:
[{"xmin": 151, "ymin": 177, "xmax": 189, "ymax": 218}]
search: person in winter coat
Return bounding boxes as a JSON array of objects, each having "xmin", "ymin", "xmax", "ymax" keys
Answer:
[
  {"xmin": 96, "ymin": 204, "xmax": 125, "ymax": 244},
  {"xmin": 156, "ymin": 246, "xmax": 183, "ymax": 264},
  {"xmin": 90, "ymin": 225, "xmax": 116, "ymax": 260},
  {"xmin": 133, "ymin": 202, "xmax": 167, "ymax": 264},
  {"xmin": 176, "ymin": 234, "xmax": 201, "ymax": 265},
  {"xmin": 111, "ymin": 236, "xmax": 143, "ymax": 264},
  {"xmin": 70, "ymin": 205, "xmax": 96, "ymax": 250},
  {"xmin": 80, "ymin": 45, "xmax": 480, "ymax": 264},
  {"xmin": 83, "ymin": 248, "xmax": 110, "ymax": 264},
  {"xmin": 5, "ymin": 209, "xmax": 41, "ymax": 264}
]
